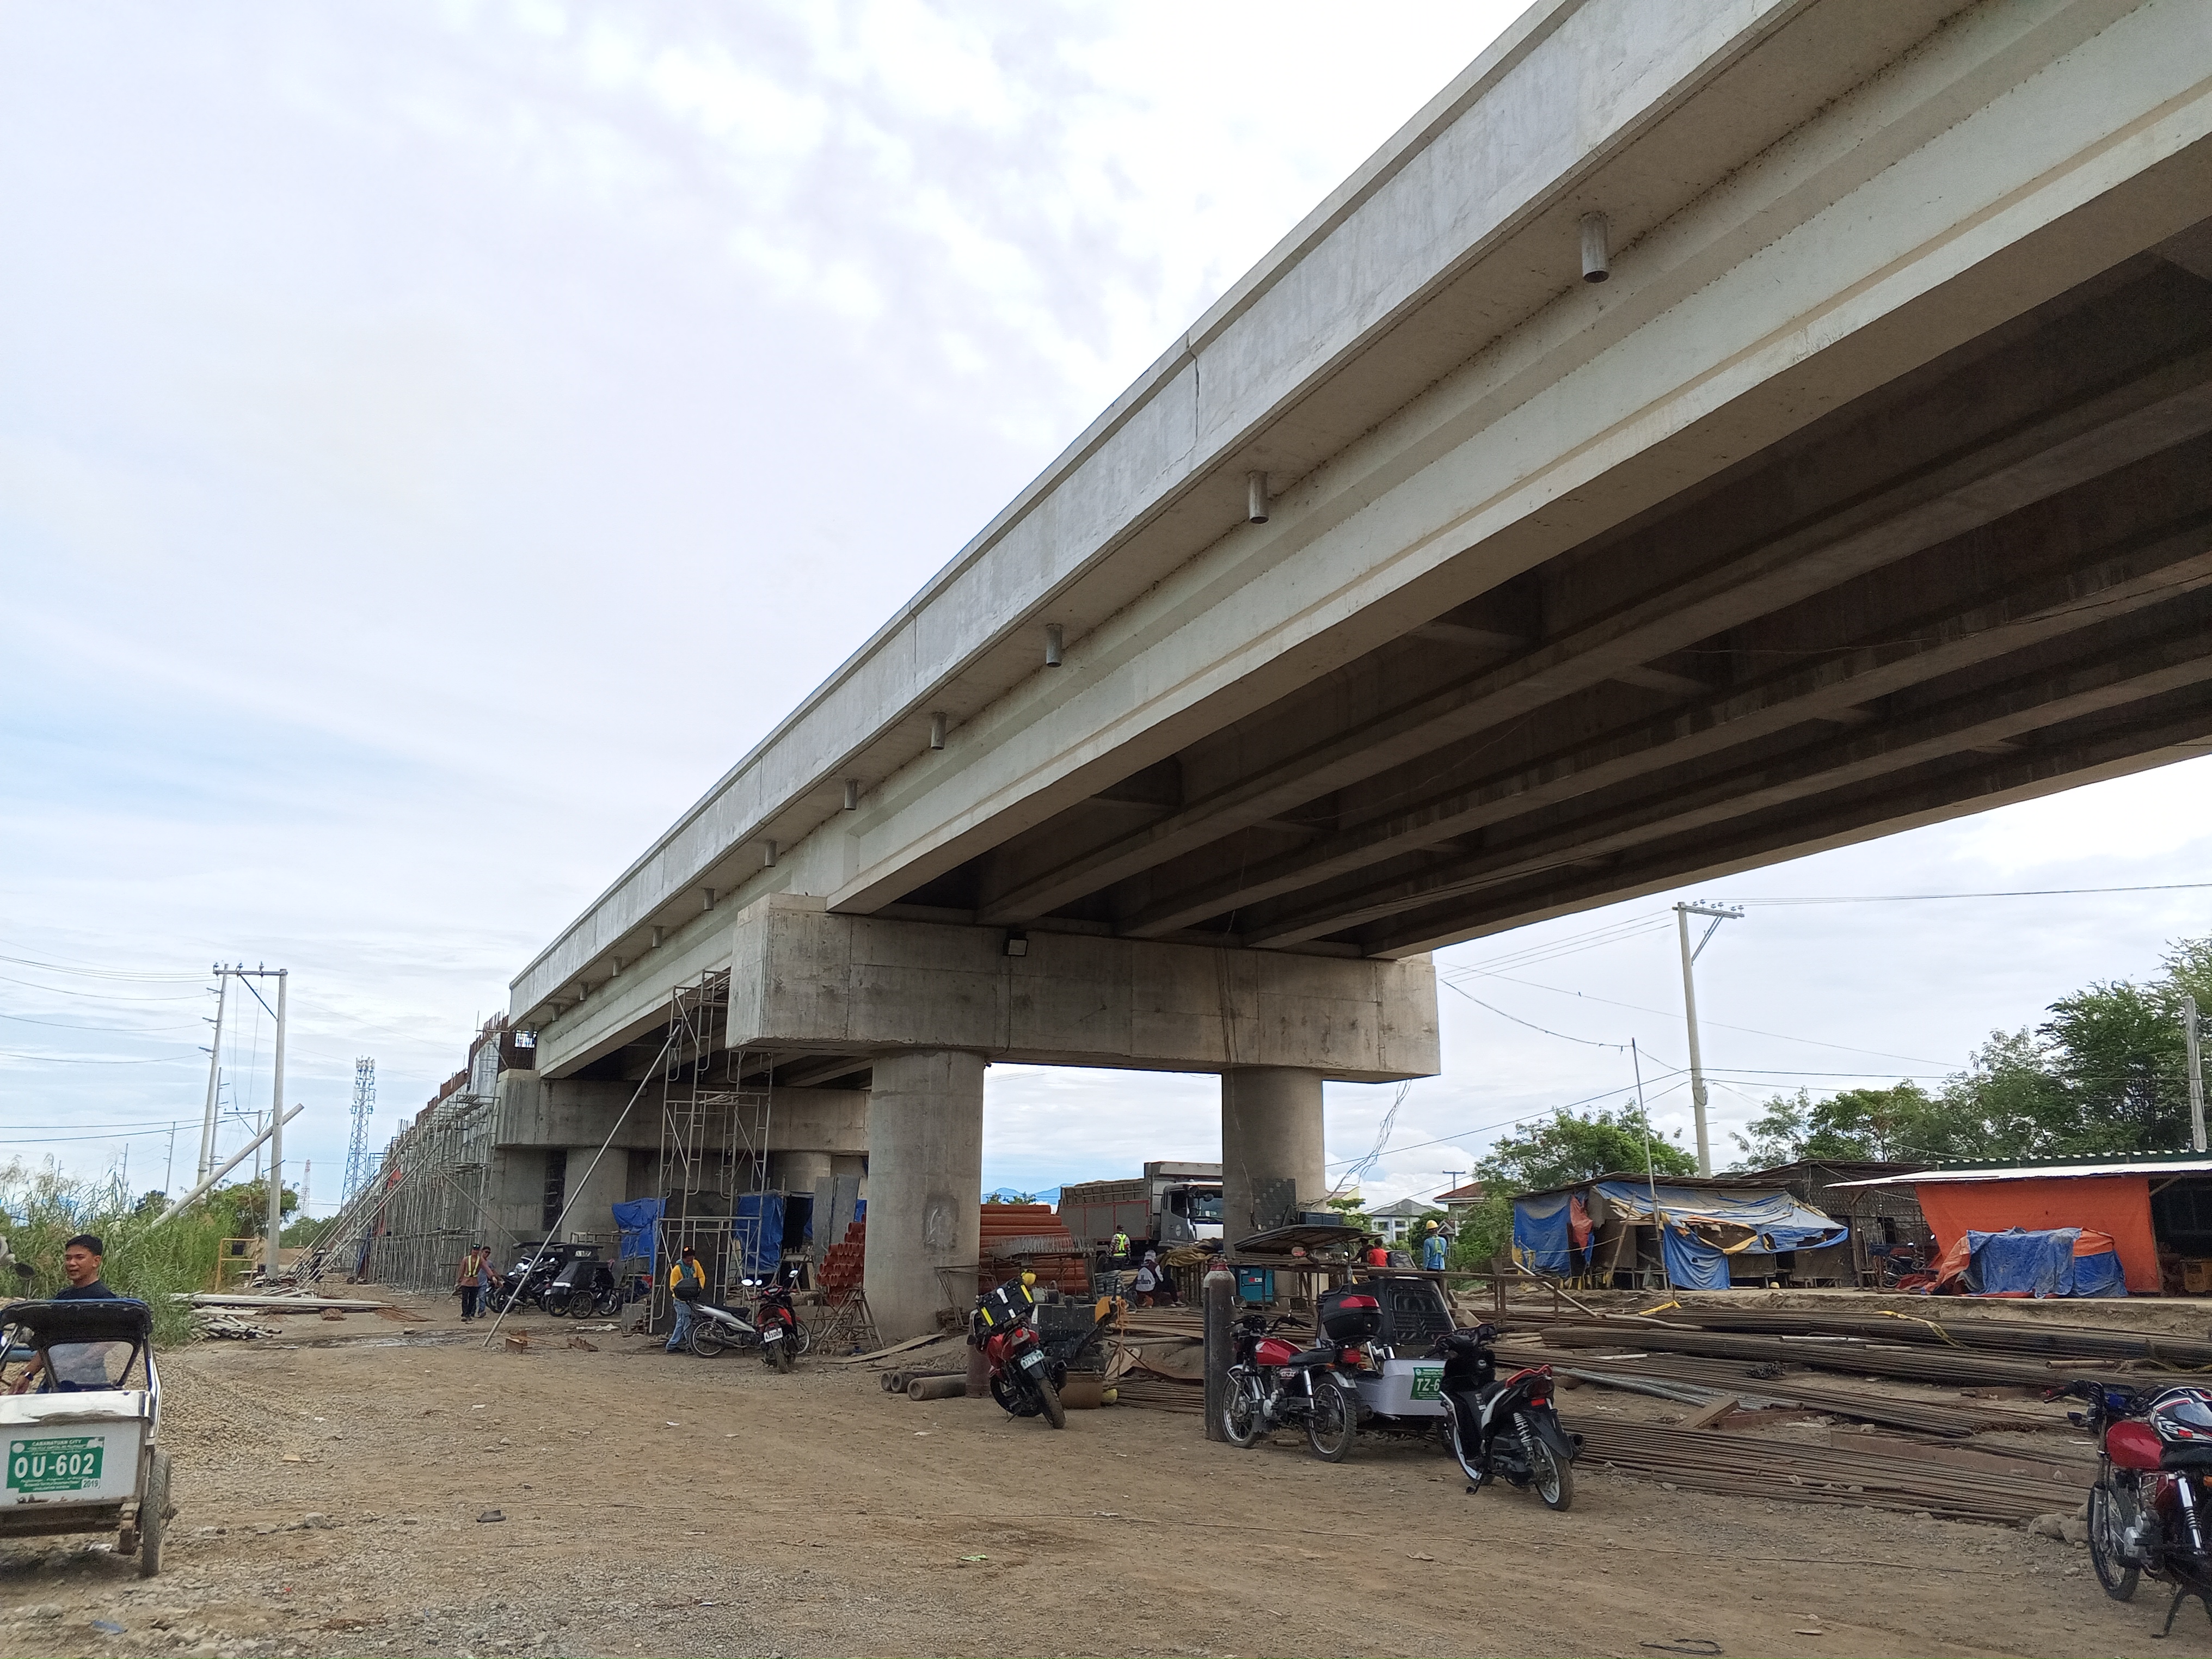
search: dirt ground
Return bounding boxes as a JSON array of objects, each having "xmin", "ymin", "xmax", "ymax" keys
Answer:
[{"xmin": 0, "ymin": 1294, "xmax": 2208, "ymax": 1659}]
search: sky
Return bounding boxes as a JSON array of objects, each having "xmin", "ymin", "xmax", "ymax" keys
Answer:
[{"xmin": 5, "ymin": 2, "xmax": 2211, "ymax": 1218}]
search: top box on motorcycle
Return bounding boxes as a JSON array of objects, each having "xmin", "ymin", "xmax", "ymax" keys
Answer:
[
  {"xmin": 974, "ymin": 1280, "xmax": 1037, "ymax": 1330},
  {"xmin": 1322, "ymin": 1276, "xmax": 1453, "ymax": 1347},
  {"xmin": 1319, "ymin": 1287, "xmax": 1384, "ymax": 1341}
]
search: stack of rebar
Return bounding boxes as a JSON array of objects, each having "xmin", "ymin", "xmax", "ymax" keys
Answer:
[
  {"xmin": 1495, "ymin": 1344, "xmax": 2048, "ymax": 1436},
  {"xmin": 1611, "ymin": 1307, "xmax": 2212, "ymax": 1367},
  {"xmin": 1538, "ymin": 1323, "xmax": 2113, "ymax": 1388},
  {"xmin": 1574, "ymin": 1421, "xmax": 2082, "ymax": 1523}
]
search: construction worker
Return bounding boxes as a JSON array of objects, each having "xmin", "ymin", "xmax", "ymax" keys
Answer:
[
  {"xmin": 666, "ymin": 1245, "xmax": 708, "ymax": 1354},
  {"xmin": 1132, "ymin": 1251, "xmax": 1163, "ymax": 1308},
  {"xmin": 1421, "ymin": 1219, "xmax": 1449, "ymax": 1273},
  {"xmin": 456, "ymin": 1245, "xmax": 501, "ymax": 1321},
  {"xmin": 1109, "ymin": 1227, "xmax": 1132, "ymax": 1267}
]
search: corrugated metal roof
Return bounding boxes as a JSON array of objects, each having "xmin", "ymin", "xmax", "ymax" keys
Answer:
[{"xmin": 1834, "ymin": 1154, "xmax": 2212, "ymax": 1188}]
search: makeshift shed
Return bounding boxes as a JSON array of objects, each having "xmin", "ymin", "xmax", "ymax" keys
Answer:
[
  {"xmin": 1513, "ymin": 1174, "xmax": 1848, "ymax": 1291},
  {"xmin": 1742, "ymin": 1160, "xmax": 1932, "ymax": 1285},
  {"xmin": 1836, "ymin": 1154, "xmax": 2212, "ymax": 1295}
]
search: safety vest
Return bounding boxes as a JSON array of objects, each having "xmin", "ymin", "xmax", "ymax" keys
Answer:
[{"xmin": 1110, "ymin": 1231, "xmax": 1130, "ymax": 1261}]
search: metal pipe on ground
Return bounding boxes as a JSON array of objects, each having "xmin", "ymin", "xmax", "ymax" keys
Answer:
[{"xmin": 908, "ymin": 1374, "xmax": 967, "ymax": 1400}]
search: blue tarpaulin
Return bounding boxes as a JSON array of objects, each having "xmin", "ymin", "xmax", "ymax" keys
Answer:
[
  {"xmin": 611, "ymin": 1197, "xmax": 662, "ymax": 1265},
  {"xmin": 1516, "ymin": 1180, "xmax": 1846, "ymax": 1286},
  {"xmin": 1591, "ymin": 1181, "xmax": 1850, "ymax": 1253},
  {"xmin": 1962, "ymin": 1227, "xmax": 2128, "ymax": 1298},
  {"xmin": 1512, "ymin": 1190, "xmax": 1591, "ymax": 1275},
  {"xmin": 1661, "ymin": 1223, "xmax": 1730, "ymax": 1289},
  {"xmin": 733, "ymin": 1192, "xmax": 786, "ymax": 1279}
]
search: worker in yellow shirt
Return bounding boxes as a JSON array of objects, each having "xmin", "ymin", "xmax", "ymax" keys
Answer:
[{"xmin": 666, "ymin": 1245, "xmax": 708, "ymax": 1354}]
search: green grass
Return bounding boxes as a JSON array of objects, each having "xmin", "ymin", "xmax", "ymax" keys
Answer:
[{"xmin": 0, "ymin": 1160, "xmax": 239, "ymax": 1347}]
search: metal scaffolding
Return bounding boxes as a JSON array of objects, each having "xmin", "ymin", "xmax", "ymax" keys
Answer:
[
  {"xmin": 317, "ymin": 1034, "xmax": 500, "ymax": 1293},
  {"xmin": 652, "ymin": 970, "xmax": 773, "ymax": 1329}
]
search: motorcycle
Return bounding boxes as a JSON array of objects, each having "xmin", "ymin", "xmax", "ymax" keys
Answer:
[
  {"xmin": 1219, "ymin": 1311, "xmax": 1363, "ymax": 1462},
  {"xmin": 1437, "ymin": 1324, "xmax": 1578, "ymax": 1510},
  {"xmin": 972, "ymin": 1275, "xmax": 1066, "ymax": 1429},
  {"xmin": 2062, "ymin": 1378, "xmax": 2212, "ymax": 1634},
  {"xmin": 754, "ymin": 1281, "xmax": 801, "ymax": 1373},
  {"xmin": 685, "ymin": 1298, "xmax": 760, "ymax": 1358}
]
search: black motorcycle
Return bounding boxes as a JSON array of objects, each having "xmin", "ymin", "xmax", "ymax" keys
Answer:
[
  {"xmin": 1437, "ymin": 1324, "xmax": 1578, "ymax": 1510},
  {"xmin": 2062, "ymin": 1378, "xmax": 2212, "ymax": 1634}
]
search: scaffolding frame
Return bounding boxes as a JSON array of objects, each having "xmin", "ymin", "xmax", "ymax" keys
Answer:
[
  {"xmin": 317, "ymin": 1037, "xmax": 502, "ymax": 1293},
  {"xmin": 651, "ymin": 970, "xmax": 774, "ymax": 1330}
]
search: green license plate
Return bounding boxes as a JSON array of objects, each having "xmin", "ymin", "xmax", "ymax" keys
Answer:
[
  {"xmin": 8, "ymin": 1436, "xmax": 104, "ymax": 1494},
  {"xmin": 1410, "ymin": 1366, "xmax": 1443, "ymax": 1400}
]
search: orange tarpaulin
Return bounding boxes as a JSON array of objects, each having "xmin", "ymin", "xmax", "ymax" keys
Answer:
[{"xmin": 1913, "ymin": 1176, "xmax": 2159, "ymax": 1293}]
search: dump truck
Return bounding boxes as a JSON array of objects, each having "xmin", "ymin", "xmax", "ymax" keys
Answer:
[{"xmin": 1056, "ymin": 1161, "xmax": 1224, "ymax": 1256}]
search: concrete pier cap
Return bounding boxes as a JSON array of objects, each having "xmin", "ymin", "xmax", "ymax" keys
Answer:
[
  {"xmin": 723, "ymin": 894, "xmax": 1439, "ymax": 1080},
  {"xmin": 718, "ymin": 895, "xmax": 1437, "ymax": 1340}
]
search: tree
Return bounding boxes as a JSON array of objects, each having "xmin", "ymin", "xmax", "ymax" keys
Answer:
[
  {"xmin": 1729, "ymin": 1082, "xmax": 1946, "ymax": 1168},
  {"xmin": 1447, "ymin": 1191, "xmax": 1516, "ymax": 1270},
  {"xmin": 1721, "ymin": 934, "xmax": 2212, "ymax": 1171},
  {"xmin": 1477, "ymin": 1104, "xmax": 1694, "ymax": 1195},
  {"xmin": 2041, "ymin": 980, "xmax": 2190, "ymax": 1154}
]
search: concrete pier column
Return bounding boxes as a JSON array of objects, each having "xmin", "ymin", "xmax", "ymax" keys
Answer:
[
  {"xmin": 771, "ymin": 1150, "xmax": 834, "ymax": 1193},
  {"xmin": 1221, "ymin": 1067, "xmax": 1326, "ymax": 1242},
  {"xmin": 863, "ymin": 1050, "xmax": 985, "ymax": 1342},
  {"xmin": 562, "ymin": 1145, "xmax": 626, "ymax": 1243}
]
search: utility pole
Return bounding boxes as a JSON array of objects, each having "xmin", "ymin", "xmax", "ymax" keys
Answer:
[
  {"xmin": 222, "ymin": 967, "xmax": 292, "ymax": 1275},
  {"xmin": 2185, "ymin": 996, "xmax": 2208, "ymax": 1154},
  {"xmin": 267, "ymin": 968, "xmax": 287, "ymax": 1274},
  {"xmin": 1674, "ymin": 902, "xmax": 1744, "ymax": 1178},
  {"xmin": 197, "ymin": 967, "xmax": 229, "ymax": 1182}
]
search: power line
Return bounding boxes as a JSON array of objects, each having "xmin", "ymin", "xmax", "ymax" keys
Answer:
[
  {"xmin": 0, "ymin": 1049, "xmax": 200, "ymax": 1066},
  {"xmin": 1439, "ymin": 979, "xmax": 1625, "ymax": 1048},
  {"xmin": 1439, "ymin": 964, "xmax": 1957, "ymax": 1068},
  {"xmin": 0, "ymin": 1010, "xmax": 204, "ymax": 1034},
  {"xmin": 1731, "ymin": 883, "xmax": 2212, "ymax": 904},
  {"xmin": 0, "ymin": 973, "xmax": 204, "ymax": 1004},
  {"xmin": 0, "ymin": 951, "xmax": 204, "ymax": 982}
]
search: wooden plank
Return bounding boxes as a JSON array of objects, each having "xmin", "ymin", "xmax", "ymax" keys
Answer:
[
  {"xmin": 821, "ymin": 1330, "xmax": 958, "ymax": 1367},
  {"xmin": 1676, "ymin": 1394, "xmax": 1741, "ymax": 1431}
]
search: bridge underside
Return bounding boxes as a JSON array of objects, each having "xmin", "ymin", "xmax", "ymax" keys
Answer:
[{"xmin": 926, "ymin": 238, "xmax": 2212, "ymax": 957}]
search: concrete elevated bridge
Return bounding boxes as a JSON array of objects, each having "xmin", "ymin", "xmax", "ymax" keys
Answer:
[{"xmin": 483, "ymin": 0, "xmax": 2212, "ymax": 1337}]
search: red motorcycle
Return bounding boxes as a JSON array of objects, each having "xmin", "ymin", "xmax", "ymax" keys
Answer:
[
  {"xmin": 754, "ymin": 1281, "xmax": 800, "ymax": 1373},
  {"xmin": 2062, "ymin": 1379, "xmax": 2212, "ymax": 1635},
  {"xmin": 972, "ymin": 1275, "xmax": 1066, "ymax": 1429},
  {"xmin": 1220, "ymin": 1308, "xmax": 1365, "ymax": 1461}
]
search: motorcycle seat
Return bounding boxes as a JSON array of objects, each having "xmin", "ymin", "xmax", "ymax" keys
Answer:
[{"xmin": 1282, "ymin": 1347, "xmax": 1336, "ymax": 1369}]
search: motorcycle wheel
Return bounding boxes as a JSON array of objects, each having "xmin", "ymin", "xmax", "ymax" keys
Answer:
[
  {"xmin": 1035, "ymin": 1373, "xmax": 1067, "ymax": 1430},
  {"xmin": 792, "ymin": 1321, "xmax": 812, "ymax": 1357},
  {"xmin": 1445, "ymin": 1409, "xmax": 1486, "ymax": 1491},
  {"xmin": 1221, "ymin": 1373, "xmax": 1264, "ymax": 1448},
  {"xmin": 1526, "ymin": 1425, "xmax": 1573, "ymax": 1511},
  {"xmin": 1305, "ymin": 1379, "xmax": 1355, "ymax": 1463},
  {"xmin": 772, "ymin": 1338, "xmax": 794, "ymax": 1374},
  {"xmin": 541, "ymin": 1287, "xmax": 572, "ymax": 1317},
  {"xmin": 990, "ymin": 1373, "xmax": 1036, "ymax": 1417},
  {"xmin": 2089, "ymin": 1479, "xmax": 2140, "ymax": 1601},
  {"xmin": 689, "ymin": 1322, "xmax": 726, "ymax": 1359}
]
